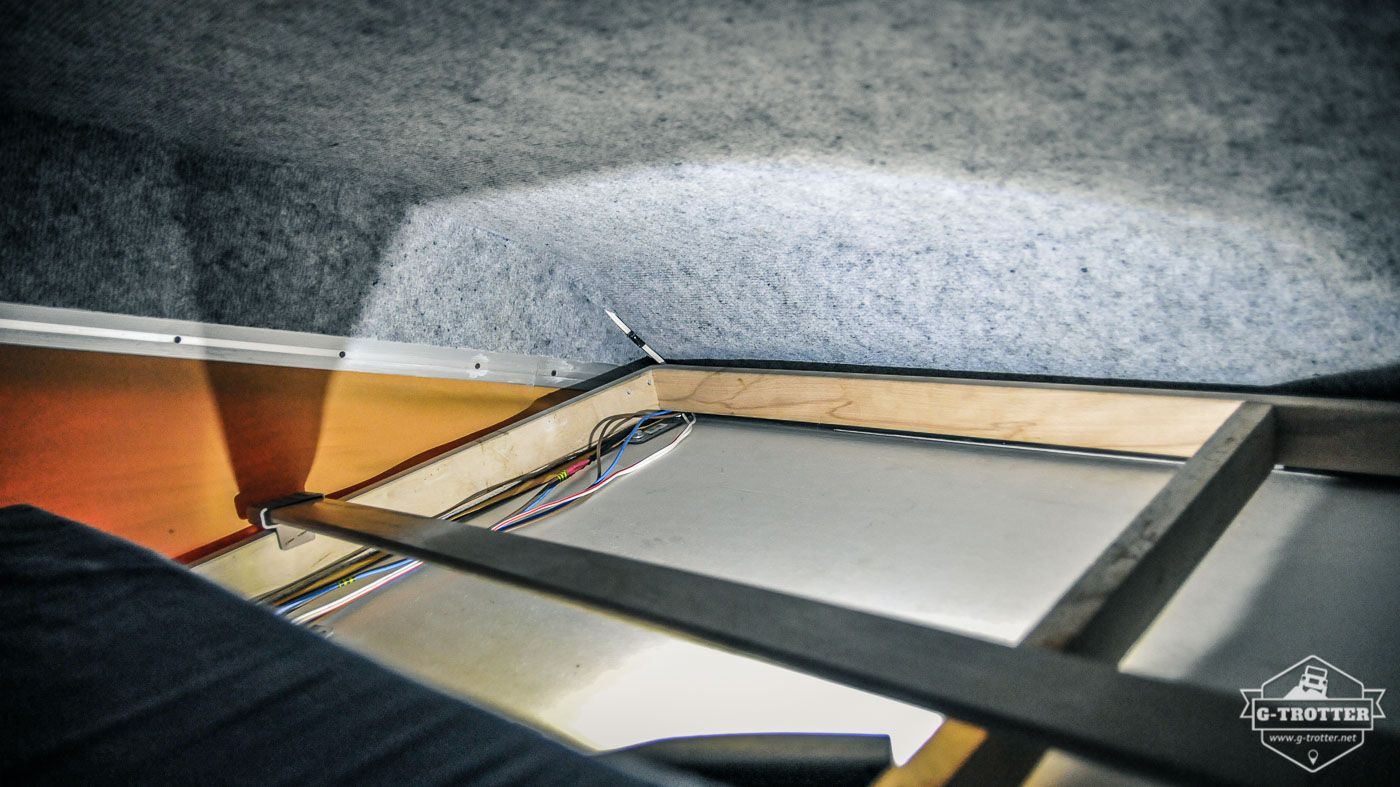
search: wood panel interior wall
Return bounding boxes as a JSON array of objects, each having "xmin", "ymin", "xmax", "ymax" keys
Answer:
[
  {"xmin": 0, "ymin": 345, "xmax": 570, "ymax": 559},
  {"xmin": 352, "ymin": 370, "xmax": 659, "ymax": 516},
  {"xmin": 8, "ymin": 351, "xmax": 1394, "ymax": 564}
]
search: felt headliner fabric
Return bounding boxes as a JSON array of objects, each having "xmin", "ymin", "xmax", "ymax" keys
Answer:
[{"xmin": 2, "ymin": 0, "xmax": 1398, "ymax": 391}]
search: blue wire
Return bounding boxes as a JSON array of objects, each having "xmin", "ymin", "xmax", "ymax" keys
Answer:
[
  {"xmin": 598, "ymin": 410, "xmax": 671, "ymax": 482},
  {"xmin": 518, "ymin": 480, "xmax": 560, "ymax": 516},
  {"xmin": 499, "ymin": 410, "xmax": 674, "ymax": 532},
  {"xmin": 499, "ymin": 481, "xmax": 580, "ymax": 532},
  {"xmin": 354, "ymin": 558, "xmax": 415, "ymax": 580},
  {"xmin": 274, "ymin": 558, "xmax": 416, "ymax": 615}
]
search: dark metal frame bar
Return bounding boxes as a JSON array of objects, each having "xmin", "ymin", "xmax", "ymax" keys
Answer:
[
  {"xmin": 1025, "ymin": 402, "xmax": 1276, "ymax": 656},
  {"xmin": 262, "ymin": 498, "xmax": 1319, "ymax": 786},
  {"xmin": 946, "ymin": 402, "xmax": 1279, "ymax": 784},
  {"xmin": 252, "ymin": 393, "xmax": 1395, "ymax": 786}
]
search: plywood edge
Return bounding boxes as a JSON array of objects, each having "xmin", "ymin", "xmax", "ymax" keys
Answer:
[
  {"xmin": 345, "ymin": 366, "xmax": 1398, "ymax": 517},
  {"xmin": 351, "ymin": 369, "xmax": 660, "ymax": 515},
  {"xmin": 653, "ymin": 367, "xmax": 1240, "ymax": 457}
]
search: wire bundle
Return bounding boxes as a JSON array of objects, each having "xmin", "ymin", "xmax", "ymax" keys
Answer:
[
  {"xmin": 439, "ymin": 411, "xmax": 687, "ymax": 521},
  {"xmin": 493, "ymin": 411, "xmax": 695, "ymax": 531},
  {"xmin": 259, "ymin": 409, "xmax": 694, "ymax": 625},
  {"xmin": 287, "ymin": 559, "xmax": 423, "ymax": 624},
  {"xmin": 272, "ymin": 557, "xmax": 419, "ymax": 616}
]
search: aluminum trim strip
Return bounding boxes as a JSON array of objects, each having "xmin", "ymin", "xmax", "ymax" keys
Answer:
[{"xmin": 0, "ymin": 302, "xmax": 616, "ymax": 388}]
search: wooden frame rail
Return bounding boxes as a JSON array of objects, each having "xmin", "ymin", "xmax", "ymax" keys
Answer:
[
  {"xmin": 267, "ymin": 364, "xmax": 1400, "ymax": 785},
  {"xmin": 344, "ymin": 366, "xmax": 1399, "ymax": 522}
]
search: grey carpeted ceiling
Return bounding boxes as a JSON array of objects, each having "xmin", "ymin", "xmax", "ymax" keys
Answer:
[{"xmin": 3, "ymin": 0, "xmax": 1398, "ymax": 392}]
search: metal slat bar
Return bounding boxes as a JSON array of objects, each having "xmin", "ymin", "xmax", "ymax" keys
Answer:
[
  {"xmin": 256, "ymin": 497, "xmax": 1370, "ymax": 786},
  {"xmin": 942, "ymin": 402, "xmax": 1278, "ymax": 785}
]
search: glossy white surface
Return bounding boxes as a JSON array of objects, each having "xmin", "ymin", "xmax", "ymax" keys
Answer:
[
  {"xmin": 321, "ymin": 418, "xmax": 1177, "ymax": 764},
  {"xmin": 222, "ymin": 416, "xmax": 1398, "ymax": 780}
]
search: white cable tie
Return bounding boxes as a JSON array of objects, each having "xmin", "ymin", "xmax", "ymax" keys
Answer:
[{"xmin": 605, "ymin": 309, "xmax": 666, "ymax": 364}]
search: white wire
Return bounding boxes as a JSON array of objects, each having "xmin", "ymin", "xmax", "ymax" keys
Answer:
[
  {"xmin": 494, "ymin": 414, "xmax": 694, "ymax": 529},
  {"xmin": 493, "ymin": 413, "xmax": 695, "ymax": 530},
  {"xmin": 289, "ymin": 560, "xmax": 422, "ymax": 624},
  {"xmin": 290, "ymin": 415, "xmax": 695, "ymax": 620}
]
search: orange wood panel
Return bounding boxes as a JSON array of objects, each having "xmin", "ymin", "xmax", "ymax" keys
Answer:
[{"xmin": 0, "ymin": 345, "xmax": 571, "ymax": 559}]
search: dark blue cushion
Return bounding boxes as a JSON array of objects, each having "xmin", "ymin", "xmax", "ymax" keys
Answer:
[{"xmin": 0, "ymin": 505, "xmax": 700, "ymax": 785}]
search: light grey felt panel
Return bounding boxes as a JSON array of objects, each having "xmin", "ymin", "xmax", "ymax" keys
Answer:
[
  {"xmin": 0, "ymin": 111, "xmax": 626, "ymax": 361},
  {"xmin": 440, "ymin": 162, "xmax": 1399, "ymax": 384},
  {"xmin": 2, "ymin": 0, "xmax": 1397, "ymax": 389}
]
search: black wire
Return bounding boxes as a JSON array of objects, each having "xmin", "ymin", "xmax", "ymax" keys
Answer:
[
  {"xmin": 502, "ymin": 483, "xmax": 552, "ymax": 520},
  {"xmin": 467, "ymin": 414, "xmax": 684, "ymax": 524},
  {"xmin": 437, "ymin": 411, "xmax": 664, "ymax": 518},
  {"xmin": 255, "ymin": 548, "xmax": 391, "ymax": 606},
  {"xmin": 441, "ymin": 411, "xmax": 683, "ymax": 521},
  {"xmin": 268, "ymin": 552, "xmax": 406, "ymax": 611},
  {"xmin": 628, "ymin": 415, "xmax": 684, "ymax": 445},
  {"xmin": 435, "ymin": 443, "xmax": 597, "ymax": 518},
  {"xmin": 595, "ymin": 413, "xmax": 674, "ymax": 480},
  {"xmin": 445, "ymin": 416, "xmax": 657, "ymax": 522},
  {"xmin": 593, "ymin": 412, "xmax": 672, "ymax": 481},
  {"xmin": 500, "ymin": 413, "xmax": 694, "ymax": 532},
  {"xmin": 265, "ymin": 411, "xmax": 691, "ymax": 610},
  {"xmin": 586, "ymin": 411, "xmax": 657, "ymax": 473}
]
